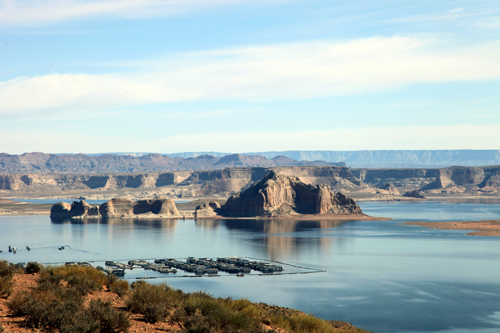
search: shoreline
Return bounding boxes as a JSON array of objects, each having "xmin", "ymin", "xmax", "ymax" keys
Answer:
[
  {"xmin": 0, "ymin": 198, "xmax": 389, "ymax": 221},
  {"xmin": 53, "ymin": 213, "xmax": 389, "ymax": 222},
  {"xmin": 404, "ymin": 220, "xmax": 500, "ymax": 236}
]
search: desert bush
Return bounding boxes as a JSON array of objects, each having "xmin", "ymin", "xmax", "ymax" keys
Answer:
[
  {"xmin": 0, "ymin": 324, "xmax": 4, "ymax": 332},
  {"xmin": 0, "ymin": 261, "xmax": 14, "ymax": 297},
  {"xmin": 48, "ymin": 265, "xmax": 108, "ymax": 286},
  {"xmin": 25, "ymin": 262, "xmax": 42, "ymax": 274},
  {"xmin": 85, "ymin": 299, "xmax": 130, "ymax": 333},
  {"xmin": 183, "ymin": 293, "xmax": 262, "ymax": 333},
  {"xmin": 65, "ymin": 273, "xmax": 103, "ymax": 296},
  {"xmin": 14, "ymin": 288, "xmax": 83, "ymax": 330},
  {"xmin": 8, "ymin": 277, "xmax": 129, "ymax": 333},
  {"xmin": 38, "ymin": 265, "xmax": 105, "ymax": 297},
  {"xmin": 183, "ymin": 311, "xmax": 212, "ymax": 333},
  {"xmin": 127, "ymin": 282, "xmax": 179, "ymax": 323},
  {"xmin": 0, "ymin": 261, "xmax": 14, "ymax": 277},
  {"xmin": 106, "ymin": 273, "xmax": 129, "ymax": 297},
  {"xmin": 288, "ymin": 314, "xmax": 331, "ymax": 332},
  {"xmin": 0, "ymin": 276, "xmax": 13, "ymax": 297}
]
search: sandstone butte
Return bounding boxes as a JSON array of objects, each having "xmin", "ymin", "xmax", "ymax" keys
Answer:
[{"xmin": 220, "ymin": 171, "xmax": 363, "ymax": 217}]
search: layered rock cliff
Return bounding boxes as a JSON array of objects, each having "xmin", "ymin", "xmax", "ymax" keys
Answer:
[
  {"xmin": 5, "ymin": 165, "xmax": 500, "ymax": 199},
  {"xmin": 420, "ymin": 166, "xmax": 500, "ymax": 192},
  {"xmin": 221, "ymin": 171, "xmax": 362, "ymax": 217}
]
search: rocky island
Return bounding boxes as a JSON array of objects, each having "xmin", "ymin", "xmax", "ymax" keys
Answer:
[
  {"xmin": 220, "ymin": 171, "xmax": 362, "ymax": 217},
  {"xmin": 51, "ymin": 198, "xmax": 180, "ymax": 219}
]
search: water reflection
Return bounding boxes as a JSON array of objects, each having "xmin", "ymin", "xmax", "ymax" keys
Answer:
[
  {"xmin": 221, "ymin": 219, "xmax": 349, "ymax": 234},
  {"xmin": 219, "ymin": 219, "xmax": 351, "ymax": 260},
  {"xmin": 49, "ymin": 218, "xmax": 352, "ymax": 260},
  {"xmin": 51, "ymin": 217, "xmax": 179, "ymax": 229}
]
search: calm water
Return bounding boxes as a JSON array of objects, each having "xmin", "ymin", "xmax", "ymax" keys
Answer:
[{"xmin": 1, "ymin": 201, "xmax": 500, "ymax": 333}]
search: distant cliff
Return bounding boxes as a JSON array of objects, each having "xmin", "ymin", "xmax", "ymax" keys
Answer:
[
  {"xmin": 353, "ymin": 166, "xmax": 500, "ymax": 192},
  {"xmin": 0, "ymin": 152, "xmax": 343, "ymax": 174},
  {"xmin": 169, "ymin": 150, "xmax": 500, "ymax": 168},
  {"xmin": 2, "ymin": 165, "xmax": 500, "ymax": 196}
]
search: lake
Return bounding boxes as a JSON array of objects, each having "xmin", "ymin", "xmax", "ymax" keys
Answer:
[{"xmin": 1, "ymin": 201, "xmax": 500, "ymax": 333}]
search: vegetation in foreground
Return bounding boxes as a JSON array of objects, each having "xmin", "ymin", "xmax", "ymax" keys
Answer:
[{"xmin": 0, "ymin": 260, "xmax": 369, "ymax": 333}]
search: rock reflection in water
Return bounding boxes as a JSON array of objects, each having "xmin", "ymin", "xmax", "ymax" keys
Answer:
[
  {"xmin": 194, "ymin": 220, "xmax": 220, "ymax": 229},
  {"xmin": 51, "ymin": 217, "xmax": 179, "ymax": 229},
  {"xmin": 50, "ymin": 218, "xmax": 180, "ymax": 243},
  {"xmin": 193, "ymin": 219, "xmax": 352, "ymax": 260}
]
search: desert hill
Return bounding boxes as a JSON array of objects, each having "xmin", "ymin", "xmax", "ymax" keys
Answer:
[{"xmin": 0, "ymin": 153, "xmax": 342, "ymax": 174}]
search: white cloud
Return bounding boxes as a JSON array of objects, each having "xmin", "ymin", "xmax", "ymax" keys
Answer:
[
  {"xmin": 1, "ymin": 35, "xmax": 500, "ymax": 115},
  {"xmin": 2, "ymin": 124, "xmax": 499, "ymax": 154},
  {"xmin": 0, "ymin": 0, "xmax": 258, "ymax": 26}
]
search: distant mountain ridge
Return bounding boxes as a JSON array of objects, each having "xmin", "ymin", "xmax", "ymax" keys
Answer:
[
  {"xmin": 168, "ymin": 150, "xmax": 500, "ymax": 168},
  {"xmin": 0, "ymin": 152, "xmax": 341, "ymax": 174}
]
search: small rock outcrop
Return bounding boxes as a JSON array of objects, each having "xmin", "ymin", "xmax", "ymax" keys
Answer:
[
  {"xmin": 377, "ymin": 183, "xmax": 400, "ymax": 195},
  {"xmin": 402, "ymin": 190, "xmax": 426, "ymax": 199},
  {"xmin": 50, "ymin": 200, "xmax": 101, "ymax": 219},
  {"xmin": 221, "ymin": 171, "xmax": 362, "ymax": 217},
  {"xmin": 194, "ymin": 201, "xmax": 221, "ymax": 218},
  {"xmin": 51, "ymin": 198, "xmax": 179, "ymax": 219}
]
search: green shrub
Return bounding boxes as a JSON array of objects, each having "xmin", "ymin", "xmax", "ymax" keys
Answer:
[
  {"xmin": 6, "ymin": 290, "xmax": 30, "ymax": 315},
  {"xmin": 8, "ymin": 278, "xmax": 129, "ymax": 333},
  {"xmin": 0, "ymin": 260, "xmax": 14, "ymax": 277},
  {"xmin": 86, "ymin": 299, "xmax": 130, "ymax": 333},
  {"xmin": 0, "ymin": 324, "xmax": 4, "ymax": 332},
  {"xmin": 17, "ymin": 289, "xmax": 83, "ymax": 330},
  {"xmin": 127, "ymin": 282, "xmax": 178, "ymax": 323},
  {"xmin": 25, "ymin": 262, "xmax": 42, "ymax": 274},
  {"xmin": 183, "ymin": 293, "xmax": 262, "ymax": 333},
  {"xmin": 37, "ymin": 266, "xmax": 105, "ymax": 297},
  {"xmin": 106, "ymin": 273, "xmax": 129, "ymax": 297},
  {"xmin": 47, "ymin": 265, "xmax": 108, "ymax": 286},
  {"xmin": 0, "ymin": 261, "xmax": 14, "ymax": 297},
  {"xmin": 0, "ymin": 276, "xmax": 13, "ymax": 297}
]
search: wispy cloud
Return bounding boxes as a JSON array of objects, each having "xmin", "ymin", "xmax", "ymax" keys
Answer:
[
  {"xmin": 387, "ymin": 5, "xmax": 500, "ymax": 31},
  {"xmin": 0, "ymin": 0, "xmax": 268, "ymax": 27},
  {"xmin": 1, "ymin": 35, "xmax": 500, "ymax": 115}
]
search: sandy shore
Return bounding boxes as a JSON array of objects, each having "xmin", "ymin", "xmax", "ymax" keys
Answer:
[
  {"xmin": 404, "ymin": 220, "xmax": 500, "ymax": 236},
  {"xmin": 0, "ymin": 199, "xmax": 52, "ymax": 216}
]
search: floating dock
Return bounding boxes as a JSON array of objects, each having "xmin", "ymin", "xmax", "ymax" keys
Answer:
[{"xmin": 51, "ymin": 256, "xmax": 325, "ymax": 279}]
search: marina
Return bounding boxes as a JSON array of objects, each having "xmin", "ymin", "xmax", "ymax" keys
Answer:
[{"xmin": 50, "ymin": 256, "xmax": 323, "ymax": 279}]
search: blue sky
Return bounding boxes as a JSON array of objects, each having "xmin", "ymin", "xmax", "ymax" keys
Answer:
[{"xmin": 0, "ymin": 0, "xmax": 499, "ymax": 154}]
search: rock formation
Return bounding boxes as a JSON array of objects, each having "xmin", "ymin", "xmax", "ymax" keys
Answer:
[
  {"xmin": 221, "ymin": 171, "xmax": 362, "ymax": 217},
  {"xmin": 51, "ymin": 198, "xmax": 179, "ymax": 219},
  {"xmin": 377, "ymin": 183, "xmax": 400, "ymax": 195},
  {"xmin": 402, "ymin": 190, "xmax": 426, "ymax": 199},
  {"xmin": 50, "ymin": 200, "xmax": 101, "ymax": 219},
  {"xmin": 99, "ymin": 198, "xmax": 179, "ymax": 218},
  {"xmin": 194, "ymin": 201, "xmax": 221, "ymax": 218}
]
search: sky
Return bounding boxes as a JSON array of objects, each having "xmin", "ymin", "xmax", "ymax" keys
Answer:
[{"xmin": 0, "ymin": 0, "xmax": 500, "ymax": 154}]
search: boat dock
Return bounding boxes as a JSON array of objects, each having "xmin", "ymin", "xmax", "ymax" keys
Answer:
[{"xmin": 53, "ymin": 256, "xmax": 325, "ymax": 279}]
